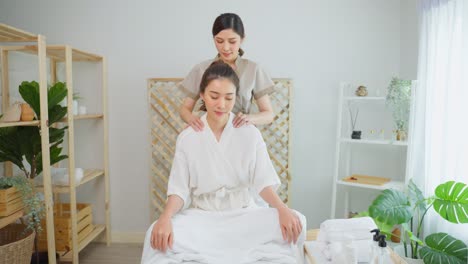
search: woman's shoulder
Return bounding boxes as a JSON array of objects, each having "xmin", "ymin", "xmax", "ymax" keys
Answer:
[
  {"xmin": 234, "ymin": 123, "xmax": 263, "ymax": 142},
  {"xmin": 176, "ymin": 126, "xmax": 199, "ymax": 147}
]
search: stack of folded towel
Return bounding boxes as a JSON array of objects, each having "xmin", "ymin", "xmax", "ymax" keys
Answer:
[{"xmin": 316, "ymin": 217, "xmax": 377, "ymax": 263}]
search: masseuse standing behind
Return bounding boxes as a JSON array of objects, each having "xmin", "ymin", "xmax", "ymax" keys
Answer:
[{"xmin": 179, "ymin": 13, "xmax": 275, "ymax": 130}]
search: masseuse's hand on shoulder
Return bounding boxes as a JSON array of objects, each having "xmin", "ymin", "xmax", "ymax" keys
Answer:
[
  {"xmin": 187, "ymin": 114, "xmax": 204, "ymax": 131},
  {"xmin": 180, "ymin": 98, "xmax": 204, "ymax": 131},
  {"xmin": 233, "ymin": 112, "xmax": 251, "ymax": 128}
]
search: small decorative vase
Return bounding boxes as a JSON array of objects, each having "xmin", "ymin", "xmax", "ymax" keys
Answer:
[
  {"xmin": 355, "ymin": 85, "xmax": 368, "ymax": 96},
  {"xmin": 351, "ymin": 130, "xmax": 361, "ymax": 139},
  {"xmin": 396, "ymin": 130, "xmax": 407, "ymax": 141},
  {"xmin": 391, "ymin": 227, "xmax": 401, "ymax": 243},
  {"xmin": 20, "ymin": 103, "xmax": 35, "ymax": 121},
  {"xmin": 73, "ymin": 100, "xmax": 79, "ymax": 115}
]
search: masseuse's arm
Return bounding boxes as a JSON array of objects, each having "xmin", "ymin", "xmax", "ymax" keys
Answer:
[
  {"xmin": 233, "ymin": 95, "xmax": 275, "ymax": 127},
  {"xmin": 259, "ymin": 186, "xmax": 303, "ymax": 244},
  {"xmin": 150, "ymin": 195, "xmax": 184, "ymax": 252}
]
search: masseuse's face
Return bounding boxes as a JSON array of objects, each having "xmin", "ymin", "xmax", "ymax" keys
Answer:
[
  {"xmin": 214, "ymin": 29, "xmax": 243, "ymax": 63},
  {"xmin": 201, "ymin": 78, "xmax": 236, "ymax": 122}
]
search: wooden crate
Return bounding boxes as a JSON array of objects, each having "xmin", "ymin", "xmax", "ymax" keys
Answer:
[
  {"xmin": 0, "ymin": 187, "xmax": 23, "ymax": 216},
  {"xmin": 38, "ymin": 203, "xmax": 94, "ymax": 251}
]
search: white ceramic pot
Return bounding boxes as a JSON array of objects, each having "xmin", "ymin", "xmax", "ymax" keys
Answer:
[{"xmin": 393, "ymin": 245, "xmax": 424, "ymax": 264}]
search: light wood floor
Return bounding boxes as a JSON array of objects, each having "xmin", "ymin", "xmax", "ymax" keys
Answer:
[{"xmin": 60, "ymin": 243, "xmax": 143, "ymax": 264}]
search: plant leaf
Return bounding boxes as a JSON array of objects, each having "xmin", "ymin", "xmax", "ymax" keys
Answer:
[
  {"xmin": 408, "ymin": 179, "xmax": 426, "ymax": 212},
  {"xmin": 48, "ymin": 82, "xmax": 67, "ymax": 109},
  {"xmin": 433, "ymin": 181, "xmax": 468, "ymax": 224},
  {"xmin": 48, "ymin": 105, "xmax": 67, "ymax": 125},
  {"xmin": 19, "ymin": 81, "xmax": 40, "ymax": 117},
  {"xmin": 419, "ymin": 233, "xmax": 468, "ymax": 264},
  {"xmin": 0, "ymin": 127, "xmax": 25, "ymax": 169},
  {"xmin": 369, "ymin": 189, "xmax": 413, "ymax": 225}
]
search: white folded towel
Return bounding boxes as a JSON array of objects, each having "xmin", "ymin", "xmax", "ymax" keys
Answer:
[
  {"xmin": 316, "ymin": 217, "xmax": 377, "ymax": 263},
  {"xmin": 317, "ymin": 217, "xmax": 376, "ymax": 242}
]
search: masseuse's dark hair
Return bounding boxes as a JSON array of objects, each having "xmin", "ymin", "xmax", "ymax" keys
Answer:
[{"xmin": 212, "ymin": 13, "xmax": 245, "ymax": 56}]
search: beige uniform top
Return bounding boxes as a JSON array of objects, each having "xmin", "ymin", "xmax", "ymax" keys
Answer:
[{"xmin": 178, "ymin": 57, "xmax": 275, "ymax": 114}]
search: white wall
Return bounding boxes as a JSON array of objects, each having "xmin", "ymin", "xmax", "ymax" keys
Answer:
[
  {"xmin": 400, "ymin": 0, "xmax": 419, "ymax": 80},
  {"xmin": 0, "ymin": 0, "xmax": 418, "ymax": 238}
]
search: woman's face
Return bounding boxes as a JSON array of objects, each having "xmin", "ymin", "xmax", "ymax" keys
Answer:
[
  {"xmin": 200, "ymin": 78, "xmax": 236, "ymax": 122},
  {"xmin": 214, "ymin": 29, "xmax": 243, "ymax": 63}
]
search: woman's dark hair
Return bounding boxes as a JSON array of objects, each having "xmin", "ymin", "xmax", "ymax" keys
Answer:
[
  {"xmin": 212, "ymin": 13, "xmax": 245, "ymax": 56},
  {"xmin": 199, "ymin": 61, "xmax": 240, "ymax": 111}
]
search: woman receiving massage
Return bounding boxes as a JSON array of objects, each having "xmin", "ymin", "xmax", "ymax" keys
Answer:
[{"xmin": 141, "ymin": 61, "xmax": 306, "ymax": 264}]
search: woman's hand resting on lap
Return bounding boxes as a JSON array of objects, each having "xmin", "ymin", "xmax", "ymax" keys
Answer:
[
  {"xmin": 150, "ymin": 216, "xmax": 174, "ymax": 252},
  {"xmin": 277, "ymin": 206, "xmax": 302, "ymax": 244}
]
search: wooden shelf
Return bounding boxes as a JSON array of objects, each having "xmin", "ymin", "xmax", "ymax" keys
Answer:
[
  {"xmin": 340, "ymin": 138, "xmax": 408, "ymax": 146},
  {"xmin": 0, "ymin": 120, "xmax": 40, "ymax": 128},
  {"xmin": 337, "ymin": 179, "xmax": 405, "ymax": 190},
  {"xmin": 59, "ymin": 224, "xmax": 106, "ymax": 261},
  {"xmin": 36, "ymin": 169, "xmax": 104, "ymax": 193},
  {"xmin": 59, "ymin": 114, "xmax": 103, "ymax": 122},
  {"xmin": 0, "ymin": 23, "xmax": 37, "ymax": 42},
  {"xmin": 0, "ymin": 210, "xmax": 24, "ymax": 229},
  {"xmin": 0, "ymin": 45, "xmax": 102, "ymax": 61}
]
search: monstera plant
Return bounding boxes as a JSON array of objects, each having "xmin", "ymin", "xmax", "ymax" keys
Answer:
[{"xmin": 368, "ymin": 180, "xmax": 468, "ymax": 264}]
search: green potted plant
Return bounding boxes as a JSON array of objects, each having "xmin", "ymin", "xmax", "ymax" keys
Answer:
[
  {"xmin": 386, "ymin": 77, "xmax": 412, "ymax": 141},
  {"xmin": 367, "ymin": 180, "xmax": 467, "ymax": 264},
  {"xmin": 0, "ymin": 81, "xmax": 68, "ymax": 263}
]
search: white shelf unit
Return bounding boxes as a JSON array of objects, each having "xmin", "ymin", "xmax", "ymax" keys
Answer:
[
  {"xmin": 1, "ymin": 38, "xmax": 110, "ymax": 263},
  {"xmin": 330, "ymin": 82, "xmax": 416, "ymax": 219}
]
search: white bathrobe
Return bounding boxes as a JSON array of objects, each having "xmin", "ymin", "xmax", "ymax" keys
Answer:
[{"xmin": 141, "ymin": 113, "xmax": 306, "ymax": 264}]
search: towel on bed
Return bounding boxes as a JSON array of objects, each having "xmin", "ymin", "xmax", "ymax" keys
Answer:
[{"xmin": 141, "ymin": 207, "xmax": 306, "ymax": 264}]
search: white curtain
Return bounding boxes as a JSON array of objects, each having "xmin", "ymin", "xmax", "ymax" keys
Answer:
[{"xmin": 408, "ymin": 0, "xmax": 468, "ymax": 242}]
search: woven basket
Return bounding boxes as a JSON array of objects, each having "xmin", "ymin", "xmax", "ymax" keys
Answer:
[{"xmin": 0, "ymin": 223, "xmax": 35, "ymax": 264}]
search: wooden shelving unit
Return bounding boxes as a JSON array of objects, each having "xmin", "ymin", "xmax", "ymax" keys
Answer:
[
  {"xmin": 0, "ymin": 23, "xmax": 58, "ymax": 264},
  {"xmin": 0, "ymin": 24, "xmax": 110, "ymax": 264}
]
